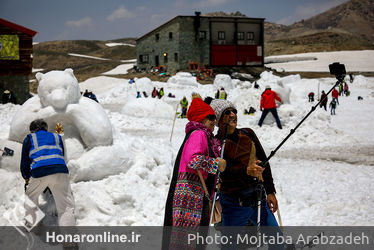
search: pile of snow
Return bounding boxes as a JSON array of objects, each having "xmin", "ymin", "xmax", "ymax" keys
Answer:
[
  {"xmin": 256, "ymin": 71, "xmax": 292, "ymax": 104},
  {"xmin": 167, "ymin": 72, "xmax": 198, "ymax": 87},
  {"xmin": 231, "ymin": 72, "xmax": 254, "ymax": 80},
  {"xmin": 121, "ymin": 98, "xmax": 174, "ymax": 119},
  {"xmin": 213, "ymin": 74, "xmax": 234, "ymax": 91},
  {"xmin": 134, "ymin": 77, "xmax": 153, "ymax": 96}
]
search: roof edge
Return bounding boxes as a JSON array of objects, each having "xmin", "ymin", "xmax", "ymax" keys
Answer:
[
  {"xmin": 136, "ymin": 16, "xmax": 180, "ymax": 42},
  {"xmin": 0, "ymin": 18, "xmax": 37, "ymax": 37},
  {"xmin": 136, "ymin": 15, "xmax": 265, "ymax": 42}
]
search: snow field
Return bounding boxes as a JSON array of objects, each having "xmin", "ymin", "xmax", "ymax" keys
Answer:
[{"xmin": 0, "ymin": 51, "xmax": 373, "ymax": 226}]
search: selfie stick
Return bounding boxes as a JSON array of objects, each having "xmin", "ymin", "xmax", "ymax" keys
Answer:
[{"xmin": 209, "ymin": 124, "xmax": 228, "ymax": 225}]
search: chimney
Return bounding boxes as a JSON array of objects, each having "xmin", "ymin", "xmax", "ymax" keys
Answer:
[{"xmin": 194, "ymin": 11, "xmax": 201, "ymax": 39}]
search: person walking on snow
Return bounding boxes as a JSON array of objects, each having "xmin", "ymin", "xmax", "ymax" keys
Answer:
[
  {"xmin": 320, "ymin": 90, "xmax": 328, "ymax": 111},
  {"xmin": 349, "ymin": 73, "xmax": 354, "ymax": 83},
  {"xmin": 215, "ymin": 87, "xmax": 227, "ymax": 100},
  {"xmin": 258, "ymin": 85, "xmax": 282, "ymax": 129},
  {"xmin": 329, "ymin": 99, "xmax": 337, "ymax": 115},
  {"xmin": 332, "ymin": 87, "xmax": 339, "ymax": 105},
  {"xmin": 308, "ymin": 92, "xmax": 315, "ymax": 102},
  {"xmin": 20, "ymin": 119, "xmax": 76, "ymax": 228},
  {"xmin": 179, "ymin": 96, "xmax": 188, "ymax": 118},
  {"xmin": 158, "ymin": 87, "xmax": 164, "ymax": 99},
  {"xmin": 151, "ymin": 87, "xmax": 158, "ymax": 98},
  {"xmin": 344, "ymin": 82, "xmax": 349, "ymax": 96},
  {"xmin": 338, "ymin": 82, "xmax": 343, "ymax": 96}
]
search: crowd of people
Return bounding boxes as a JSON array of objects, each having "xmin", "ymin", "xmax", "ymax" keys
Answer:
[
  {"xmin": 316, "ymin": 80, "xmax": 351, "ymax": 115},
  {"xmin": 303, "ymin": 78, "xmax": 352, "ymax": 116}
]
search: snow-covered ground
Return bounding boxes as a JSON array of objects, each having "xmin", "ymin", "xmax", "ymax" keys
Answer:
[
  {"xmin": 105, "ymin": 43, "xmax": 135, "ymax": 47},
  {"xmin": 0, "ymin": 51, "xmax": 373, "ymax": 228},
  {"xmin": 265, "ymin": 50, "xmax": 374, "ymax": 72},
  {"xmin": 68, "ymin": 53, "xmax": 110, "ymax": 61},
  {"xmin": 101, "ymin": 64, "xmax": 135, "ymax": 75}
]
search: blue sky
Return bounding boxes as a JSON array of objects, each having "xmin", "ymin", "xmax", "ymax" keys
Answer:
[{"xmin": 1, "ymin": 0, "xmax": 348, "ymax": 42}]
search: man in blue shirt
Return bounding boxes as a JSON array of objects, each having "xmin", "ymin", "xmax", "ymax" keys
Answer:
[{"xmin": 21, "ymin": 119, "xmax": 76, "ymax": 227}]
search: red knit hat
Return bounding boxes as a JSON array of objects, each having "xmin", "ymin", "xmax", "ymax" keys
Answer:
[{"xmin": 187, "ymin": 98, "xmax": 216, "ymax": 122}]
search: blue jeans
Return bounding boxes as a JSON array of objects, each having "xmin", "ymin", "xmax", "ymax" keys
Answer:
[
  {"xmin": 258, "ymin": 108, "xmax": 282, "ymax": 129},
  {"xmin": 220, "ymin": 189, "xmax": 283, "ymax": 250},
  {"xmin": 220, "ymin": 191, "xmax": 278, "ymax": 227}
]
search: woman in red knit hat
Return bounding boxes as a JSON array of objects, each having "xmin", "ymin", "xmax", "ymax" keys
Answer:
[{"xmin": 163, "ymin": 97, "xmax": 226, "ymax": 248}]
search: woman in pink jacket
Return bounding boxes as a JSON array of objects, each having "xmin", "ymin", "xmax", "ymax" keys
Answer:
[{"xmin": 163, "ymin": 97, "xmax": 226, "ymax": 248}]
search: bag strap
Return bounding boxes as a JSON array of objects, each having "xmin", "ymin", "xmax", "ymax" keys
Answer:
[
  {"xmin": 197, "ymin": 170, "xmax": 210, "ymax": 200},
  {"xmin": 196, "ymin": 131, "xmax": 217, "ymax": 201}
]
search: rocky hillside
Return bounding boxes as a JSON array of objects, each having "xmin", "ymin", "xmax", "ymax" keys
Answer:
[
  {"xmin": 265, "ymin": 0, "xmax": 374, "ymax": 55},
  {"xmin": 292, "ymin": 0, "xmax": 374, "ymax": 42},
  {"xmin": 33, "ymin": 38, "xmax": 136, "ymax": 82}
]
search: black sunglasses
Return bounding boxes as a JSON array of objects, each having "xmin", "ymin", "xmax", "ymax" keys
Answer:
[
  {"xmin": 224, "ymin": 109, "xmax": 237, "ymax": 115},
  {"xmin": 206, "ymin": 114, "xmax": 217, "ymax": 121}
]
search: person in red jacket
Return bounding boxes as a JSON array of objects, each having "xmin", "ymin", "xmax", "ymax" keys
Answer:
[
  {"xmin": 258, "ymin": 86, "xmax": 282, "ymax": 129},
  {"xmin": 331, "ymin": 87, "xmax": 339, "ymax": 105}
]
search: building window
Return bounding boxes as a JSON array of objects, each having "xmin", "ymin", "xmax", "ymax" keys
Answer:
[
  {"xmin": 169, "ymin": 32, "xmax": 173, "ymax": 40},
  {"xmin": 174, "ymin": 53, "xmax": 178, "ymax": 62},
  {"xmin": 237, "ymin": 32, "xmax": 244, "ymax": 40},
  {"xmin": 247, "ymin": 32, "xmax": 254, "ymax": 40},
  {"xmin": 139, "ymin": 54, "xmax": 148, "ymax": 63},
  {"xmin": 199, "ymin": 31, "xmax": 206, "ymax": 39},
  {"xmin": 218, "ymin": 31, "xmax": 225, "ymax": 40},
  {"xmin": 163, "ymin": 53, "xmax": 168, "ymax": 64},
  {"xmin": 155, "ymin": 33, "xmax": 160, "ymax": 41}
]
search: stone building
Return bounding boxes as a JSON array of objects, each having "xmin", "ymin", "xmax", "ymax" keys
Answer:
[
  {"xmin": 0, "ymin": 18, "xmax": 37, "ymax": 104},
  {"xmin": 136, "ymin": 12, "xmax": 264, "ymax": 73}
]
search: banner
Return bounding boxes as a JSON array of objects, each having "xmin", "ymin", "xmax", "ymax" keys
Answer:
[
  {"xmin": 0, "ymin": 226, "xmax": 373, "ymax": 249},
  {"xmin": 0, "ymin": 35, "xmax": 20, "ymax": 60}
]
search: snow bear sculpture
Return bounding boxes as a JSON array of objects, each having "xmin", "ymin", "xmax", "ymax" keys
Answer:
[{"xmin": 9, "ymin": 69, "xmax": 113, "ymax": 148}]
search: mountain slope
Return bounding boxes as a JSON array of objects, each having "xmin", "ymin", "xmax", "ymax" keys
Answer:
[
  {"xmin": 292, "ymin": 0, "xmax": 374, "ymax": 42},
  {"xmin": 33, "ymin": 39, "xmax": 136, "ymax": 81},
  {"xmin": 264, "ymin": 0, "xmax": 374, "ymax": 55}
]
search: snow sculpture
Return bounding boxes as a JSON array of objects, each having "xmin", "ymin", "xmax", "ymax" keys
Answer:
[
  {"xmin": 167, "ymin": 72, "xmax": 199, "ymax": 87},
  {"xmin": 134, "ymin": 77, "xmax": 153, "ymax": 96},
  {"xmin": 214, "ymin": 74, "xmax": 234, "ymax": 91},
  {"xmin": 9, "ymin": 69, "xmax": 113, "ymax": 148}
]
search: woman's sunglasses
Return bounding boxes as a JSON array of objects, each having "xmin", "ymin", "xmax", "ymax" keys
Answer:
[
  {"xmin": 206, "ymin": 114, "xmax": 217, "ymax": 121},
  {"xmin": 223, "ymin": 109, "xmax": 237, "ymax": 115}
]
